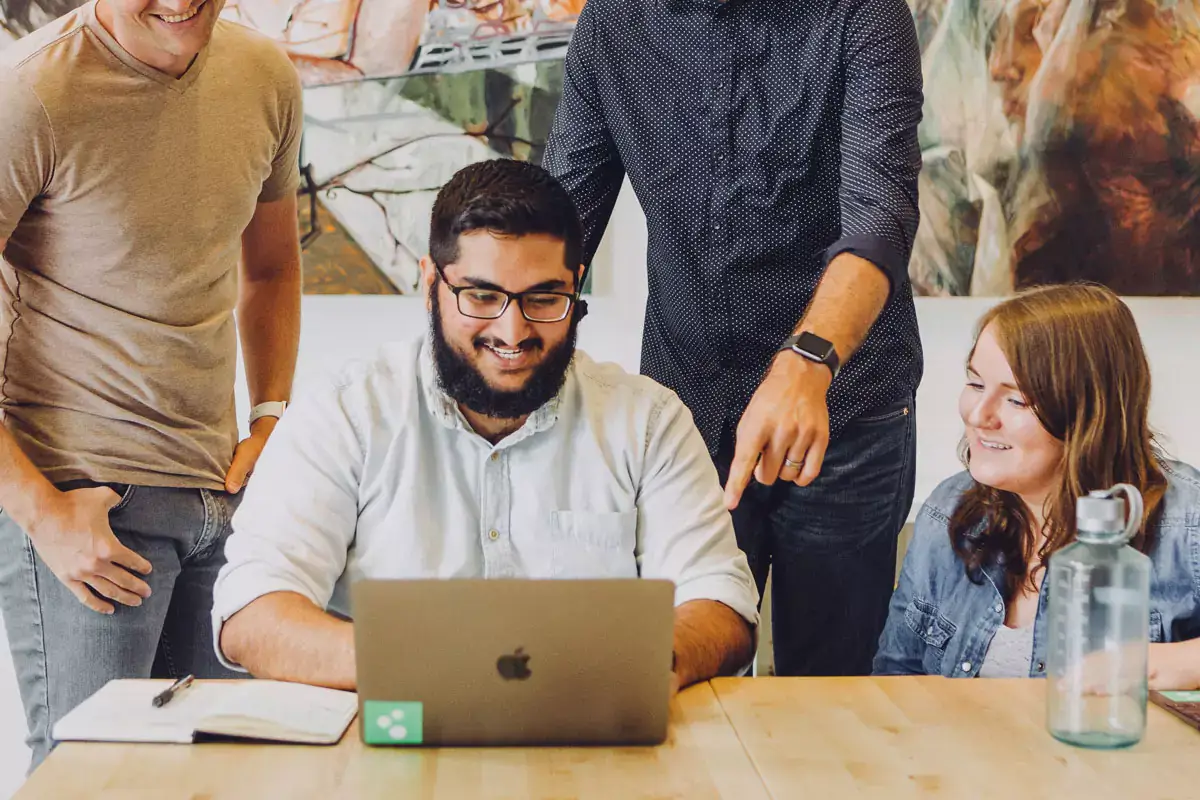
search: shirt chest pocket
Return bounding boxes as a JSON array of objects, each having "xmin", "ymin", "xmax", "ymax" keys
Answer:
[
  {"xmin": 904, "ymin": 596, "xmax": 958, "ymax": 675},
  {"xmin": 548, "ymin": 510, "xmax": 639, "ymax": 579}
]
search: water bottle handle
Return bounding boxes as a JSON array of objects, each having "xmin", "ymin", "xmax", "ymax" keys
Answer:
[{"xmin": 1106, "ymin": 484, "xmax": 1145, "ymax": 543}]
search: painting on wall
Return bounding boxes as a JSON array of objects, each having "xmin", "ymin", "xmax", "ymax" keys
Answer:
[
  {"xmin": 910, "ymin": 0, "xmax": 1200, "ymax": 296},
  {"xmin": 5, "ymin": 0, "xmax": 1198, "ymax": 296},
  {"xmin": 1, "ymin": 0, "xmax": 583, "ymax": 295},
  {"xmin": 227, "ymin": 0, "xmax": 582, "ymax": 295}
]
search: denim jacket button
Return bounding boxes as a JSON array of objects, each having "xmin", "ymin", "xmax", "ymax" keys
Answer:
[
  {"xmin": 993, "ymin": 603, "xmax": 1003, "ymax": 613},
  {"xmin": 1036, "ymin": 661, "xmax": 1045, "ymax": 672},
  {"xmin": 927, "ymin": 626, "xmax": 935, "ymax": 635},
  {"xmin": 961, "ymin": 661, "xmax": 972, "ymax": 672}
]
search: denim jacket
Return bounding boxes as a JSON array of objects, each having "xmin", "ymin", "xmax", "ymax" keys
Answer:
[{"xmin": 873, "ymin": 460, "xmax": 1200, "ymax": 678}]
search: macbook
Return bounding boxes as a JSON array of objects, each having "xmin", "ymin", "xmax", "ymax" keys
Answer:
[{"xmin": 352, "ymin": 578, "xmax": 675, "ymax": 747}]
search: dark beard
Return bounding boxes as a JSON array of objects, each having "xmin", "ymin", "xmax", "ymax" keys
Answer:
[{"xmin": 430, "ymin": 288, "xmax": 578, "ymax": 421}]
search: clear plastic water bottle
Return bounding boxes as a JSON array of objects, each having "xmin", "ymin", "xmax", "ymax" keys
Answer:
[{"xmin": 1046, "ymin": 484, "xmax": 1150, "ymax": 749}]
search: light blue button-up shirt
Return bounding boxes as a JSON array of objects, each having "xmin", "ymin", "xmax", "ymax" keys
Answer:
[{"xmin": 213, "ymin": 336, "xmax": 760, "ymax": 669}]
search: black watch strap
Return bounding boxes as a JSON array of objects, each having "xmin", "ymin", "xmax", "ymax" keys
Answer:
[{"xmin": 779, "ymin": 332, "xmax": 840, "ymax": 378}]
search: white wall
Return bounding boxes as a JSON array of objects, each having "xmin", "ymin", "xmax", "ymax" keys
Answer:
[{"xmin": 1, "ymin": 183, "xmax": 1197, "ymax": 797}]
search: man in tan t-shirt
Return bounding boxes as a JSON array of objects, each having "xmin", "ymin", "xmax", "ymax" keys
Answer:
[{"xmin": 0, "ymin": 0, "xmax": 302, "ymax": 769}]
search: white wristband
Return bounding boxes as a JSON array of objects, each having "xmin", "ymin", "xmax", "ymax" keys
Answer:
[{"xmin": 248, "ymin": 401, "xmax": 288, "ymax": 427}]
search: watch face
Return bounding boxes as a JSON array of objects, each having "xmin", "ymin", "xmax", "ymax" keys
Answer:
[{"xmin": 795, "ymin": 332, "xmax": 834, "ymax": 360}]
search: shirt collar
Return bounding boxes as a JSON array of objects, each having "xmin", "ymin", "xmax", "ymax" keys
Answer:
[
  {"xmin": 82, "ymin": 0, "xmax": 210, "ymax": 93},
  {"xmin": 418, "ymin": 336, "xmax": 566, "ymax": 444}
]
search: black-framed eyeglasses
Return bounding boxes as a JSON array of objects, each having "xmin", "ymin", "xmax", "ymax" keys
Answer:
[{"xmin": 433, "ymin": 261, "xmax": 579, "ymax": 323}]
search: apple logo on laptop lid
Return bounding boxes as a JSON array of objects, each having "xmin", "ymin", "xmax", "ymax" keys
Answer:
[{"xmin": 496, "ymin": 647, "xmax": 532, "ymax": 680}]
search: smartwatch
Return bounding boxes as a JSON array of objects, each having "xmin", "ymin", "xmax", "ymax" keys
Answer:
[
  {"xmin": 779, "ymin": 331, "xmax": 840, "ymax": 378},
  {"xmin": 248, "ymin": 400, "xmax": 288, "ymax": 427}
]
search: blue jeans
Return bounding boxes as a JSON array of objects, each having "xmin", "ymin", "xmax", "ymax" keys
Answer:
[
  {"xmin": 717, "ymin": 397, "xmax": 917, "ymax": 676},
  {"xmin": 0, "ymin": 482, "xmax": 241, "ymax": 771}
]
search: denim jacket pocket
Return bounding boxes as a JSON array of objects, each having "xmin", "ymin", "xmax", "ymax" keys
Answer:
[
  {"xmin": 1149, "ymin": 609, "xmax": 1165, "ymax": 643},
  {"xmin": 904, "ymin": 596, "xmax": 957, "ymax": 673}
]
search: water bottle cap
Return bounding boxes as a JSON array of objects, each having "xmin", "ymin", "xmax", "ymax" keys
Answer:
[
  {"xmin": 1076, "ymin": 484, "xmax": 1143, "ymax": 543},
  {"xmin": 1076, "ymin": 492, "xmax": 1125, "ymax": 534}
]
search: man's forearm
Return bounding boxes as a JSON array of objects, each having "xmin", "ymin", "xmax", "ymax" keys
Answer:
[
  {"xmin": 672, "ymin": 600, "xmax": 755, "ymax": 688},
  {"xmin": 220, "ymin": 592, "xmax": 356, "ymax": 690},
  {"xmin": 237, "ymin": 267, "xmax": 301, "ymax": 406},
  {"xmin": 790, "ymin": 252, "xmax": 891, "ymax": 364},
  {"xmin": 0, "ymin": 423, "xmax": 61, "ymax": 534}
]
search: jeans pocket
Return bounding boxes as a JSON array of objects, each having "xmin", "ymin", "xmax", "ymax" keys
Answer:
[
  {"xmin": 851, "ymin": 399, "xmax": 912, "ymax": 427},
  {"xmin": 108, "ymin": 484, "xmax": 138, "ymax": 514}
]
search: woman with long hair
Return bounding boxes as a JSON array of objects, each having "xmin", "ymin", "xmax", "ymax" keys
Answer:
[{"xmin": 874, "ymin": 283, "xmax": 1200, "ymax": 686}]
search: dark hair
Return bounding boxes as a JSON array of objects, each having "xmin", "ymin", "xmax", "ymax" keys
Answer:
[
  {"xmin": 428, "ymin": 159, "xmax": 584, "ymax": 285},
  {"xmin": 949, "ymin": 283, "xmax": 1167, "ymax": 597}
]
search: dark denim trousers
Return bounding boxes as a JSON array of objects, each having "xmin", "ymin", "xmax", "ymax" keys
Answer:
[
  {"xmin": 0, "ymin": 482, "xmax": 242, "ymax": 771},
  {"xmin": 717, "ymin": 397, "xmax": 917, "ymax": 676}
]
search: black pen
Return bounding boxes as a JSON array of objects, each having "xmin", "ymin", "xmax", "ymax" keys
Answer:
[{"xmin": 152, "ymin": 674, "xmax": 195, "ymax": 708}]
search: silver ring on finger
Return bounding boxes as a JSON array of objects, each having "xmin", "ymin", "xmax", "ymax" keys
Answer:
[{"xmin": 783, "ymin": 456, "xmax": 805, "ymax": 470}]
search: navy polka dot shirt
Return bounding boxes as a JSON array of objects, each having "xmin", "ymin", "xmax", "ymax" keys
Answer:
[{"xmin": 545, "ymin": 0, "xmax": 925, "ymax": 455}]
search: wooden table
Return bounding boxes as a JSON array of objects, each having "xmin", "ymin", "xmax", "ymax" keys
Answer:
[
  {"xmin": 15, "ymin": 678, "xmax": 1200, "ymax": 799},
  {"xmin": 712, "ymin": 677, "xmax": 1200, "ymax": 800},
  {"xmin": 13, "ymin": 682, "xmax": 767, "ymax": 800}
]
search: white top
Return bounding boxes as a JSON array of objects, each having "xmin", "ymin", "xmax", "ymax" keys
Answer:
[
  {"xmin": 978, "ymin": 624, "xmax": 1035, "ymax": 678},
  {"xmin": 212, "ymin": 336, "xmax": 760, "ymax": 670}
]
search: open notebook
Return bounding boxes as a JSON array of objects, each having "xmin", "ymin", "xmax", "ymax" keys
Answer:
[{"xmin": 52, "ymin": 679, "xmax": 358, "ymax": 745}]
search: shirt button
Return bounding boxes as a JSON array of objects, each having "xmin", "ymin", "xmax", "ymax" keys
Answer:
[
  {"xmin": 961, "ymin": 661, "xmax": 972, "ymax": 672},
  {"xmin": 488, "ymin": 530, "xmax": 500, "ymax": 541},
  {"xmin": 490, "ymin": 452, "xmax": 499, "ymax": 462}
]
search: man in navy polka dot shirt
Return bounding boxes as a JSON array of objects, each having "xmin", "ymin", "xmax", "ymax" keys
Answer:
[{"xmin": 545, "ymin": 0, "xmax": 924, "ymax": 676}]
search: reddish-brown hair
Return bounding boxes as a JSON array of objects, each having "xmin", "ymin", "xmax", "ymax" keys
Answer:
[{"xmin": 949, "ymin": 283, "xmax": 1167, "ymax": 595}]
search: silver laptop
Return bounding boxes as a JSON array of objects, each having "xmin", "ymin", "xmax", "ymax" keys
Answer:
[{"xmin": 351, "ymin": 578, "xmax": 675, "ymax": 747}]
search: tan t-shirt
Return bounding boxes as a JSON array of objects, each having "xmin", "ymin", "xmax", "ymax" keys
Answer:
[{"xmin": 0, "ymin": 1, "xmax": 302, "ymax": 490}]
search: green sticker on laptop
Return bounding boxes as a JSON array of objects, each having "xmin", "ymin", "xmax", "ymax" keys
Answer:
[
  {"xmin": 363, "ymin": 701, "xmax": 424, "ymax": 745},
  {"xmin": 1160, "ymin": 691, "xmax": 1200, "ymax": 703}
]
